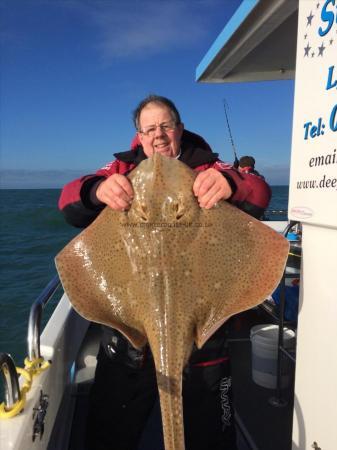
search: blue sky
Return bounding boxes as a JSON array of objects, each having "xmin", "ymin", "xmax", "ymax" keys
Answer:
[{"xmin": 1, "ymin": 0, "xmax": 294, "ymax": 188}]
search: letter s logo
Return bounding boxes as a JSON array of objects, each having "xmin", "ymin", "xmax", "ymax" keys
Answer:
[{"xmin": 319, "ymin": 0, "xmax": 336, "ymax": 37}]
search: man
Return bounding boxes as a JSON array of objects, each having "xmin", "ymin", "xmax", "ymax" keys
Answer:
[
  {"xmin": 59, "ymin": 97, "xmax": 254, "ymax": 227},
  {"xmin": 238, "ymin": 155, "xmax": 262, "ymax": 177},
  {"xmin": 59, "ymin": 95, "xmax": 270, "ymax": 450},
  {"xmin": 237, "ymin": 155, "xmax": 272, "ymax": 219}
]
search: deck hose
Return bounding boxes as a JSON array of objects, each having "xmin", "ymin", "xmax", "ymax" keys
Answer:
[{"xmin": 0, "ymin": 357, "xmax": 50, "ymax": 419}]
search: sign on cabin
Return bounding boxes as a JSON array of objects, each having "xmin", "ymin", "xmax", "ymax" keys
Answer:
[{"xmin": 289, "ymin": 0, "xmax": 337, "ymax": 228}]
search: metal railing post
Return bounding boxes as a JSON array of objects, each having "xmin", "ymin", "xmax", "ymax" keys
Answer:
[
  {"xmin": 27, "ymin": 275, "xmax": 60, "ymax": 361},
  {"xmin": 269, "ymin": 221, "xmax": 299, "ymax": 407},
  {"xmin": 0, "ymin": 353, "xmax": 21, "ymax": 410}
]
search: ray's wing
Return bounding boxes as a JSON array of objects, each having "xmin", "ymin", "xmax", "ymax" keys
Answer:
[
  {"xmin": 190, "ymin": 202, "xmax": 289, "ymax": 348},
  {"xmin": 55, "ymin": 154, "xmax": 289, "ymax": 450},
  {"xmin": 55, "ymin": 207, "xmax": 148, "ymax": 349}
]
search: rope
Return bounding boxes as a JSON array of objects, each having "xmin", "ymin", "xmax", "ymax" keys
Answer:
[
  {"xmin": 0, "ymin": 357, "xmax": 50, "ymax": 419},
  {"xmin": 288, "ymin": 252, "xmax": 301, "ymax": 258}
]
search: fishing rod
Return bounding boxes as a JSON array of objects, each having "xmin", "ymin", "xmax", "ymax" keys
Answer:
[{"xmin": 223, "ymin": 99, "xmax": 239, "ymax": 167}]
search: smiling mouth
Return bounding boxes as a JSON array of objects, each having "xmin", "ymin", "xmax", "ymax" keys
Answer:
[{"xmin": 155, "ymin": 143, "xmax": 170, "ymax": 150}]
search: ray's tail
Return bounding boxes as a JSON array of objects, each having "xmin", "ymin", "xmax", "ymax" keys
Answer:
[
  {"xmin": 156, "ymin": 369, "xmax": 185, "ymax": 450},
  {"xmin": 146, "ymin": 324, "xmax": 193, "ymax": 450}
]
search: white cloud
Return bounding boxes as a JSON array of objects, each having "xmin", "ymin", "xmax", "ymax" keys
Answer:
[
  {"xmin": 2, "ymin": 0, "xmax": 225, "ymax": 61},
  {"xmin": 70, "ymin": 0, "xmax": 222, "ymax": 62},
  {"xmin": 2, "ymin": 0, "xmax": 225, "ymax": 62}
]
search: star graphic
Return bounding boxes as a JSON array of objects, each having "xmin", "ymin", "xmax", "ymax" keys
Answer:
[
  {"xmin": 329, "ymin": 39, "xmax": 334, "ymax": 45},
  {"xmin": 311, "ymin": 51, "xmax": 315, "ymax": 58},
  {"xmin": 307, "ymin": 11, "xmax": 314, "ymax": 26},
  {"xmin": 304, "ymin": 43, "xmax": 311, "ymax": 56},
  {"xmin": 318, "ymin": 42, "xmax": 326, "ymax": 56},
  {"xmin": 304, "ymin": 33, "xmax": 307, "ymax": 40}
]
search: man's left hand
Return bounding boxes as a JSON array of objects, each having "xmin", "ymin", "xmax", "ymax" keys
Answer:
[{"xmin": 193, "ymin": 168, "xmax": 232, "ymax": 209}]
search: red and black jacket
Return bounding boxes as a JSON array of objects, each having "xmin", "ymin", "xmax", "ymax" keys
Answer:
[{"xmin": 58, "ymin": 129, "xmax": 271, "ymax": 227}]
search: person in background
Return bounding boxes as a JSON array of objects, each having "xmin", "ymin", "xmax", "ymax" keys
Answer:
[
  {"xmin": 238, "ymin": 155, "xmax": 262, "ymax": 178},
  {"xmin": 59, "ymin": 95, "xmax": 270, "ymax": 450},
  {"xmin": 235, "ymin": 155, "xmax": 272, "ymax": 219}
]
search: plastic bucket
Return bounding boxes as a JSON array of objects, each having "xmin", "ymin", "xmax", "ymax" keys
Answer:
[{"xmin": 250, "ymin": 324, "xmax": 295, "ymax": 389}]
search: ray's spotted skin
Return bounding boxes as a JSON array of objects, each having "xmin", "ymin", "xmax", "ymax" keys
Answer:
[{"xmin": 55, "ymin": 153, "xmax": 289, "ymax": 450}]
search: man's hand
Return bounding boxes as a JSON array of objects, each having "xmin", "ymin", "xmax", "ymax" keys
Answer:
[
  {"xmin": 96, "ymin": 174, "xmax": 134, "ymax": 211},
  {"xmin": 193, "ymin": 168, "xmax": 232, "ymax": 209}
]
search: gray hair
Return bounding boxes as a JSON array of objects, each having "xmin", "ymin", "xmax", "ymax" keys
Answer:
[{"xmin": 133, "ymin": 94, "xmax": 182, "ymax": 130}]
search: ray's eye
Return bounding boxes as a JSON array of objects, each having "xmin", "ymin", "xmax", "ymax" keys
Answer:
[
  {"xmin": 176, "ymin": 207, "xmax": 184, "ymax": 221},
  {"xmin": 138, "ymin": 203, "xmax": 148, "ymax": 222},
  {"xmin": 174, "ymin": 203, "xmax": 185, "ymax": 221},
  {"xmin": 162, "ymin": 198, "xmax": 185, "ymax": 221}
]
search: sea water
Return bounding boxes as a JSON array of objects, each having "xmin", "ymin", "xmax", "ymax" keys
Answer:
[{"xmin": 0, "ymin": 187, "xmax": 289, "ymax": 369}]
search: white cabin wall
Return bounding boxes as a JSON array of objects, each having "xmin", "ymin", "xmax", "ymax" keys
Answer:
[{"xmin": 292, "ymin": 223, "xmax": 337, "ymax": 450}]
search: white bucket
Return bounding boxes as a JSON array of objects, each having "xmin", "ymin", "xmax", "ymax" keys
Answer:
[{"xmin": 250, "ymin": 324, "xmax": 295, "ymax": 389}]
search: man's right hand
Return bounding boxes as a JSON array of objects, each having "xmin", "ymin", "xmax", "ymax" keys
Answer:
[{"xmin": 96, "ymin": 174, "xmax": 134, "ymax": 211}]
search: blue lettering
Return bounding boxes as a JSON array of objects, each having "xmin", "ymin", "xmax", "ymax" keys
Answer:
[
  {"xmin": 319, "ymin": 0, "xmax": 336, "ymax": 37},
  {"xmin": 310, "ymin": 125, "xmax": 318, "ymax": 138},
  {"xmin": 303, "ymin": 122, "xmax": 312, "ymax": 140},
  {"xmin": 330, "ymin": 104, "xmax": 337, "ymax": 131},
  {"xmin": 303, "ymin": 119, "xmax": 325, "ymax": 139},
  {"xmin": 326, "ymin": 66, "xmax": 337, "ymax": 90}
]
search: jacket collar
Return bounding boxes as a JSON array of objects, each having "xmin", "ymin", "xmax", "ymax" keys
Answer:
[{"xmin": 114, "ymin": 142, "xmax": 219, "ymax": 169}]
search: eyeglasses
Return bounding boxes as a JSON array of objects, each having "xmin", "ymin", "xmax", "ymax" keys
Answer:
[{"xmin": 138, "ymin": 120, "xmax": 177, "ymax": 137}]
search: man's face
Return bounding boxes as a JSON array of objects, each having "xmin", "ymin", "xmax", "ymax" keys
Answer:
[{"xmin": 138, "ymin": 103, "xmax": 184, "ymax": 158}]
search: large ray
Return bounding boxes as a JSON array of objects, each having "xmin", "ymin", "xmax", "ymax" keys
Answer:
[{"xmin": 55, "ymin": 154, "xmax": 289, "ymax": 450}]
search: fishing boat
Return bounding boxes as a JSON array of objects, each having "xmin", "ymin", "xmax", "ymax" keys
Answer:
[
  {"xmin": 1, "ymin": 0, "xmax": 336, "ymax": 449},
  {"xmin": 0, "ymin": 218, "xmax": 298, "ymax": 450}
]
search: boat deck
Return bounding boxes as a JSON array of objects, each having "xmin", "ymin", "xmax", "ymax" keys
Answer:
[
  {"xmin": 229, "ymin": 308, "xmax": 295, "ymax": 450},
  {"xmin": 61, "ymin": 306, "xmax": 295, "ymax": 450}
]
